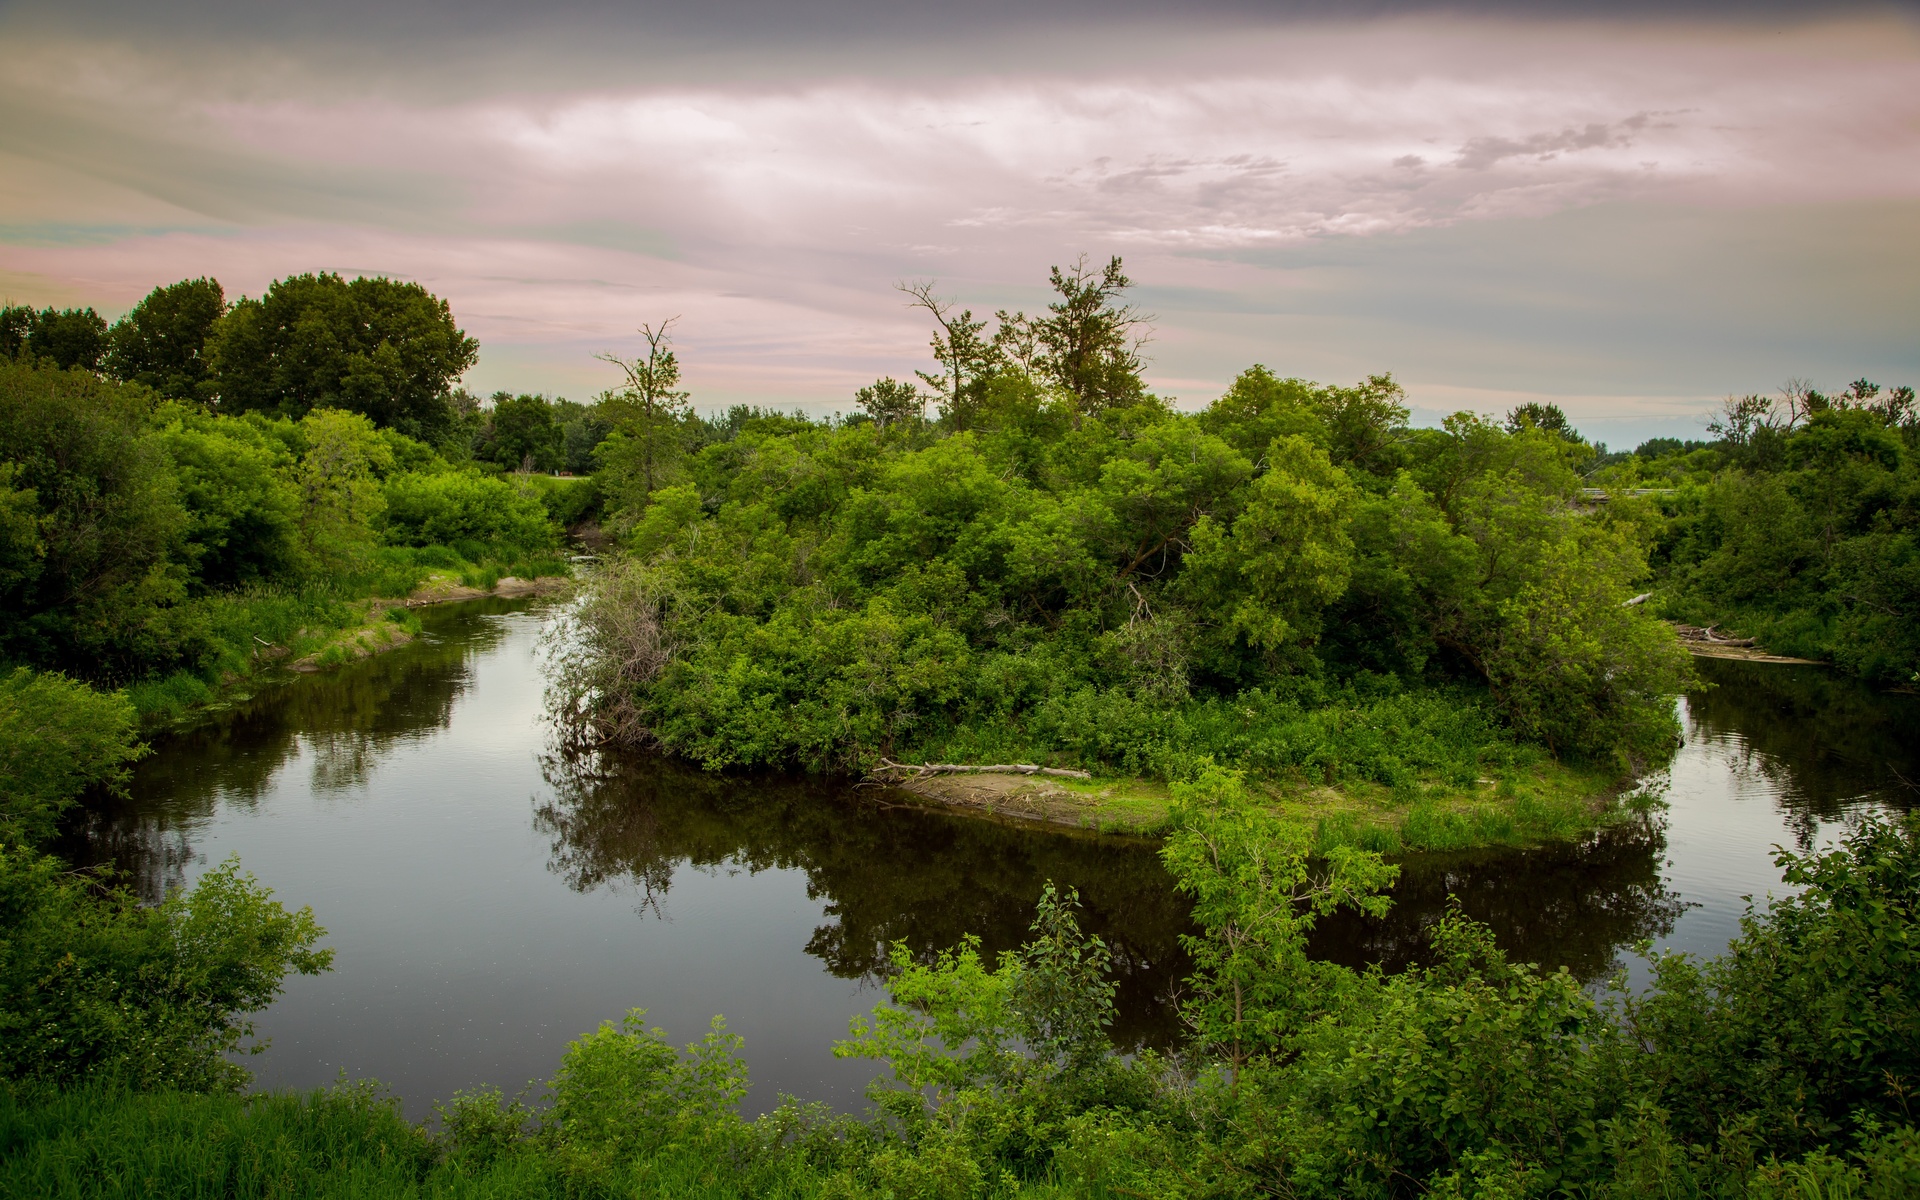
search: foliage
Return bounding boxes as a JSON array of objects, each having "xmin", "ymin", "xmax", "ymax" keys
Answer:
[
  {"xmin": 0, "ymin": 304, "xmax": 109, "ymax": 372},
  {"xmin": 550, "ymin": 1010, "xmax": 748, "ymax": 1165},
  {"xmin": 1627, "ymin": 378, "xmax": 1920, "ymax": 681},
  {"xmin": 102, "ymin": 278, "xmax": 226, "ymax": 402},
  {"xmin": 835, "ymin": 883, "xmax": 1120, "ymax": 1105},
  {"xmin": 0, "ymin": 668, "xmax": 142, "ymax": 845},
  {"xmin": 571, "ymin": 265, "xmax": 1690, "ymax": 779},
  {"xmin": 0, "ymin": 851, "xmax": 331, "ymax": 1091},
  {"xmin": 853, "ymin": 377, "xmax": 924, "ymax": 430},
  {"xmin": 1163, "ymin": 767, "xmax": 1395, "ymax": 1077},
  {"xmin": 206, "ymin": 273, "xmax": 479, "ymax": 443},
  {"xmin": 0, "ymin": 361, "xmax": 191, "ymax": 678},
  {"xmin": 151, "ymin": 405, "xmax": 307, "ymax": 588},
  {"xmin": 380, "ymin": 471, "xmax": 558, "ymax": 557},
  {"xmin": 289, "ymin": 409, "xmax": 393, "ymax": 574},
  {"xmin": 477, "ymin": 392, "xmax": 564, "ymax": 472}
]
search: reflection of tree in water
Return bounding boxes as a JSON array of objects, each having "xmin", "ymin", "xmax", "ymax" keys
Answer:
[
  {"xmin": 535, "ymin": 749, "xmax": 1194, "ymax": 1050},
  {"xmin": 1687, "ymin": 659, "xmax": 1920, "ymax": 833},
  {"xmin": 1310, "ymin": 815, "xmax": 1687, "ymax": 984},
  {"xmin": 536, "ymin": 751, "xmax": 1690, "ymax": 1046},
  {"xmin": 57, "ymin": 600, "xmax": 526, "ymax": 901}
]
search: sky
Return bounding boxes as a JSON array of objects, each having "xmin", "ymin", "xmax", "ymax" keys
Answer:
[{"xmin": 2, "ymin": 0, "xmax": 1917, "ymax": 447}]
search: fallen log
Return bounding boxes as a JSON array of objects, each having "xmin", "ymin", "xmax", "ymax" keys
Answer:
[{"xmin": 873, "ymin": 757, "xmax": 1092, "ymax": 781}]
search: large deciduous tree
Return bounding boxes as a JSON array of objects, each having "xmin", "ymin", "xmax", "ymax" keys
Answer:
[
  {"xmin": 206, "ymin": 273, "xmax": 478, "ymax": 443},
  {"xmin": 0, "ymin": 305, "xmax": 110, "ymax": 372},
  {"xmin": 105, "ymin": 278, "xmax": 227, "ymax": 402}
]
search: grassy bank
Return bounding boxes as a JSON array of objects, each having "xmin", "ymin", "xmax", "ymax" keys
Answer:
[
  {"xmin": 890, "ymin": 754, "xmax": 1631, "ymax": 852},
  {"xmin": 121, "ymin": 548, "xmax": 574, "ymax": 725}
]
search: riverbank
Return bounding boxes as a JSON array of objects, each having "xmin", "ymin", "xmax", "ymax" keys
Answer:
[
  {"xmin": 130, "ymin": 573, "xmax": 572, "ymax": 725},
  {"xmin": 884, "ymin": 756, "xmax": 1634, "ymax": 852},
  {"xmin": 284, "ymin": 573, "xmax": 572, "ymax": 673}
]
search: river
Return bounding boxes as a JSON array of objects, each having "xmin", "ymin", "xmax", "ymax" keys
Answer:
[{"xmin": 64, "ymin": 597, "xmax": 1920, "ymax": 1117}]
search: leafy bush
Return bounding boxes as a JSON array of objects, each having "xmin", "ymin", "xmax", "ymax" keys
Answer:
[
  {"xmin": 380, "ymin": 471, "xmax": 559, "ymax": 556},
  {"xmin": 0, "ymin": 852, "xmax": 331, "ymax": 1091},
  {"xmin": 0, "ymin": 669, "xmax": 142, "ymax": 845}
]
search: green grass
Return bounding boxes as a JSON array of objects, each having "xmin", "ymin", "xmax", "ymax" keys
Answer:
[
  {"xmin": 0, "ymin": 1086, "xmax": 1091, "ymax": 1200},
  {"xmin": 917, "ymin": 756, "xmax": 1624, "ymax": 854}
]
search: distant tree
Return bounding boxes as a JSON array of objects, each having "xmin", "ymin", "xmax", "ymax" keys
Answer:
[
  {"xmin": 485, "ymin": 393, "xmax": 564, "ymax": 472},
  {"xmin": 1504, "ymin": 402, "xmax": 1581, "ymax": 442},
  {"xmin": 105, "ymin": 278, "xmax": 227, "ymax": 401},
  {"xmin": 0, "ymin": 306, "xmax": 31, "ymax": 360},
  {"xmin": 206, "ymin": 273, "xmax": 478, "ymax": 443},
  {"xmin": 1035, "ymin": 255, "xmax": 1151, "ymax": 426},
  {"xmin": 854, "ymin": 377, "xmax": 924, "ymax": 430},
  {"xmin": 597, "ymin": 320, "xmax": 692, "ymax": 504},
  {"xmin": 0, "ymin": 305, "xmax": 109, "ymax": 372},
  {"xmin": 561, "ymin": 407, "xmax": 613, "ymax": 475},
  {"xmin": 900, "ymin": 282, "xmax": 994, "ymax": 431}
]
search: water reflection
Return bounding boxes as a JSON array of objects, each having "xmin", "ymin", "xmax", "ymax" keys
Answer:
[
  {"xmin": 1686, "ymin": 658, "xmax": 1919, "ymax": 846},
  {"xmin": 1310, "ymin": 816, "xmax": 1687, "ymax": 980},
  {"xmin": 60, "ymin": 599, "xmax": 516, "ymax": 900},
  {"xmin": 534, "ymin": 751, "xmax": 1194, "ymax": 1049},
  {"xmin": 53, "ymin": 600, "xmax": 1920, "ymax": 1111}
]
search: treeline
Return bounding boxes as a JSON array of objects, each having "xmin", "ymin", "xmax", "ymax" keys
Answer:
[
  {"xmin": 1592, "ymin": 382, "xmax": 1919, "ymax": 682},
  {"xmin": 559, "ymin": 258, "xmax": 1694, "ymax": 787}
]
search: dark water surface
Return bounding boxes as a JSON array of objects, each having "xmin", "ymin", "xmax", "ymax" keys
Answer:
[{"xmin": 68, "ymin": 601, "xmax": 1920, "ymax": 1116}]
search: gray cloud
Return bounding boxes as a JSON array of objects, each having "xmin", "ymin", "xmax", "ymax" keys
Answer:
[{"xmin": 1453, "ymin": 112, "xmax": 1662, "ymax": 170}]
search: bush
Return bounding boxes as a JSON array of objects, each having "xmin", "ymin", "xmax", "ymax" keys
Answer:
[
  {"xmin": 380, "ymin": 471, "xmax": 559, "ymax": 557},
  {"xmin": 0, "ymin": 669, "xmax": 142, "ymax": 845},
  {"xmin": 0, "ymin": 851, "xmax": 331, "ymax": 1091}
]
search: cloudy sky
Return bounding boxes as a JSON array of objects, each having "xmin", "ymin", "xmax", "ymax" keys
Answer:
[{"xmin": 2, "ymin": 1, "xmax": 1917, "ymax": 445}]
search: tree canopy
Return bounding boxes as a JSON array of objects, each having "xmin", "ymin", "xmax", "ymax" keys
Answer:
[{"xmin": 206, "ymin": 272, "xmax": 479, "ymax": 443}]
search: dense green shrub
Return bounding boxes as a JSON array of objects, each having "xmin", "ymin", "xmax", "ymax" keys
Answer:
[
  {"xmin": 0, "ymin": 851, "xmax": 330, "ymax": 1091},
  {"xmin": 380, "ymin": 471, "xmax": 558, "ymax": 556},
  {"xmin": 565, "ymin": 302, "xmax": 1692, "ymax": 776},
  {"xmin": 0, "ymin": 668, "xmax": 142, "ymax": 845},
  {"xmin": 1637, "ymin": 384, "xmax": 1919, "ymax": 682}
]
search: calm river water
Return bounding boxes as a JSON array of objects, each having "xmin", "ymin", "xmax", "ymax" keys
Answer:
[{"xmin": 64, "ymin": 598, "xmax": 1920, "ymax": 1116}]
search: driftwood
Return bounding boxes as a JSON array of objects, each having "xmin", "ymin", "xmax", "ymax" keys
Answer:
[
  {"xmin": 1673, "ymin": 623, "xmax": 1757, "ymax": 647},
  {"xmin": 873, "ymin": 757, "xmax": 1092, "ymax": 781}
]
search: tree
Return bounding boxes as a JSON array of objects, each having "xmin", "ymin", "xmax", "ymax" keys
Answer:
[
  {"xmin": 0, "ymin": 306, "xmax": 30, "ymax": 360},
  {"xmin": 0, "ymin": 306, "xmax": 109, "ymax": 372},
  {"xmin": 206, "ymin": 273, "xmax": 478, "ymax": 443},
  {"xmin": 105, "ymin": 278, "xmax": 227, "ymax": 402},
  {"xmin": 0, "ymin": 360, "xmax": 190, "ymax": 679},
  {"xmin": 1161, "ymin": 767, "xmax": 1395, "ymax": 1083},
  {"xmin": 853, "ymin": 377, "xmax": 924, "ymax": 430},
  {"xmin": 1505, "ymin": 400, "xmax": 1582, "ymax": 442},
  {"xmin": 1180, "ymin": 434, "xmax": 1357, "ymax": 657},
  {"xmin": 290, "ymin": 409, "xmax": 391, "ymax": 573},
  {"xmin": 0, "ymin": 667, "xmax": 143, "ymax": 846},
  {"xmin": 152, "ymin": 406, "xmax": 306, "ymax": 588},
  {"xmin": 598, "ymin": 320, "xmax": 692, "ymax": 504},
  {"xmin": 483, "ymin": 393, "xmax": 564, "ymax": 472},
  {"xmin": 1035, "ymin": 255, "xmax": 1151, "ymax": 426},
  {"xmin": 900, "ymin": 282, "xmax": 993, "ymax": 430},
  {"xmin": 0, "ymin": 850, "xmax": 331, "ymax": 1091}
]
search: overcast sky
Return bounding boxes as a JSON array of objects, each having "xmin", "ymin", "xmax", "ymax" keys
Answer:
[{"xmin": 3, "ymin": 0, "xmax": 1917, "ymax": 445}]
